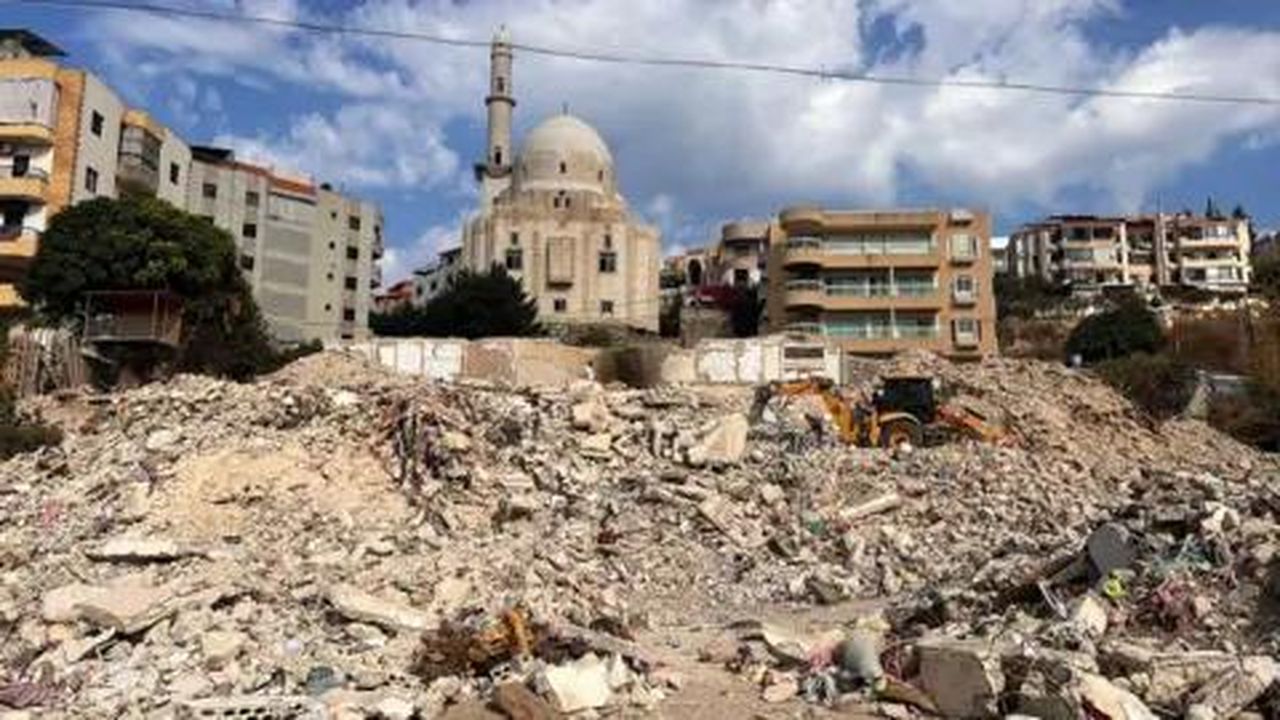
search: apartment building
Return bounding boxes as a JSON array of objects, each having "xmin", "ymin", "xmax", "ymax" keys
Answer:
[
  {"xmin": 714, "ymin": 220, "xmax": 768, "ymax": 288},
  {"xmin": 413, "ymin": 246, "xmax": 461, "ymax": 306},
  {"xmin": 765, "ymin": 206, "xmax": 997, "ymax": 358},
  {"xmin": 1009, "ymin": 214, "xmax": 1251, "ymax": 294},
  {"xmin": 188, "ymin": 146, "xmax": 382, "ymax": 342},
  {"xmin": 0, "ymin": 30, "xmax": 384, "ymax": 341}
]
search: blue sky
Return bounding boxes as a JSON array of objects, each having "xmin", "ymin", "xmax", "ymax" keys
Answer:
[{"xmin": 10, "ymin": 0, "xmax": 1280, "ymax": 281}]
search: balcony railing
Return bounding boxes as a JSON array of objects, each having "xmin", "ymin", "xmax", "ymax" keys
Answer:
[
  {"xmin": 825, "ymin": 282, "xmax": 936, "ymax": 298},
  {"xmin": 784, "ymin": 322, "xmax": 824, "ymax": 336},
  {"xmin": 785, "ymin": 278, "xmax": 823, "ymax": 292},
  {"xmin": 3, "ymin": 165, "xmax": 49, "ymax": 180},
  {"xmin": 786, "ymin": 237, "xmax": 822, "ymax": 251}
]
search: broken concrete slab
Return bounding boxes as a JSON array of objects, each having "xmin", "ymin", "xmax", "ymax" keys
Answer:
[
  {"xmin": 839, "ymin": 492, "xmax": 902, "ymax": 523},
  {"xmin": 41, "ymin": 583, "xmax": 101, "ymax": 623},
  {"xmin": 685, "ymin": 413, "xmax": 748, "ymax": 467},
  {"xmin": 201, "ymin": 630, "xmax": 246, "ymax": 670},
  {"xmin": 327, "ymin": 584, "xmax": 431, "ymax": 633},
  {"xmin": 698, "ymin": 494, "xmax": 766, "ymax": 548},
  {"xmin": 1185, "ymin": 656, "xmax": 1279, "ymax": 720},
  {"xmin": 74, "ymin": 582, "xmax": 175, "ymax": 634},
  {"xmin": 86, "ymin": 536, "xmax": 201, "ymax": 563},
  {"xmin": 1071, "ymin": 594, "xmax": 1109, "ymax": 638},
  {"xmin": 537, "ymin": 652, "xmax": 613, "ymax": 713},
  {"xmin": 917, "ymin": 639, "xmax": 1005, "ymax": 718},
  {"xmin": 1077, "ymin": 672, "xmax": 1158, "ymax": 720}
]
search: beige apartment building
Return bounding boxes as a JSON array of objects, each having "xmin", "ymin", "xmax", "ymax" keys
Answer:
[
  {"xmin": 764, "ymin": 206, "xmax": 997, "ymax": 358},
  {"xmin": 187, "ymin": 147, "xmax": 382, "ymax": 342},
  {"xmin": 461, "ymin": 29, "xmax": 660, "ymax": 332},
  {"xmin": 0, "ymin": 29, "xmax": 383, "ymax": 342},
  {"xmin": 715, "ymin": 220, "xmax": 769, "ymax": 288},
  {"xmin": 1009, "ymin": 213, "xmax": 1251, "ymax": 294}
]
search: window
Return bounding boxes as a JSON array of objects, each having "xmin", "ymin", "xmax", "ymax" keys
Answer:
[
  {"xmin": 954, "ymin": 275, "xmax": 975, "ymax": 293},
  {"xmin": 494, "ymin": 147, "xmax": 503, "ymax": 165},
  {"xmin": 343, "ymin": 308, "xmax": 356, "ymax": 322},
  {"xmin": 344, "ymin": 277, "xmax": 358, "ymax": 290},
  {"xmin": 598, "ymin": 250, "xmax": 617, "ymax": 273},
  {"xmin": 242, "ymin": 222, "xmax": 257, "ymax": 239},
  {"xmin": 90, "ymin": 111, "xmax": 104, "ymax": 137},
  {"xmin": 505, "ymin": 247, "xmax": 523, "ymax": 271},
  {"xmin": 510, "ymin": 232, "xmax": 519, "ymax": 245},
  {"xmin": 327, "ymin": 272, "xmax": 334, "ymax": 281},
  {"xmin": 559, "ymin": 161, "xmax": 567, "ymax": 174},
  {"xmin": 11, "ymin": 155, "xmax": 29, "ymax": 177},
  {"xmin": 245, "ymin": 191, "xmax": 260, "ymax": 207},
  {"xmin": 202, "ymin": 182, "xmax": 217, "ymax": 199},
  {"xmin": 950, "ymin": 234, "xmax": 978, "ymax": 260},
  {"xmin": 169, "ymin": 162, "xmax": 180, "ymax": 184},
  {"xmin": 552, "ymin": 196, "xmax": 561, "ymax": 209},
  {"xmin": 84, "ymin": 166, "xmax": 98, "ymax": 194},
  {"xmin": 603, "ymin": 234, "xmax": 613, "ymax": 249},
  {"xmin": 733, "ymin": 268, "xmax": 750, "ymax": 287},
  {"xmin": 346, "ymin": 246, "xmax": 359, "ymax": 260},
  {"xmin": 349, "ymin": 216, "xmax": 361, "ymax": 231},
  {"xmin": 325, "ymin": 303, "xmax": 332, "ymax": 312},
  {"xmin": 328, "ymin": 241, "xmax": 336, "ymax": 250},
  {"xmin": 497, "ymin": 77, "xmax": 505, "ymax": 93},
  {"xmin": 553, "ymin": 298, "xmax": 567, "ymax": 313},
  {"xmin": 953, "ymin": 318, "xmax": 980, "ymax": 344},
  {"xmin": 240, "ymin": 254, "xmax": 254, "ymax": 270},
  {"xmin": 597, "ymin": 170, "xmax": 604, "ymax": 182},
  {"xmin": 600, "ymin": 300, "xmax": 614, "ymax": 315}
]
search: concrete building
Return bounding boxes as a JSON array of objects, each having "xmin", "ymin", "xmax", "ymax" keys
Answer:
[
  {"xmin": 413, "ymin": 246, "xmax": 462, "ymax": 306},
  {"xmin": 765, "ymin": 206, "xmax": 997, "ymax": 358},
  {"xmin": 188, "ymin": 146, "xmax": 382, "ymax": 342},
  {"xmin": 714, "ymin": 220, "xmax": 769, "ymax": 288},
  {"xmin": 374, "ymin": 279, "xmax": 415, "ymax": 314},
  {"xmin": 1009, "ymin": 213, "xmax": 1251, "ymax": 295},
  {"xmin": 0, "ymin": 30, "xmax": 385, "ymax": 340},
  {"xmin": 461, "ymin": 29, "xmax": 661, "ymax": 332}
]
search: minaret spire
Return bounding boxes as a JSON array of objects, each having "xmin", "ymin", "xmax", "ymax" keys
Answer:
[{"xmin": 482, "ymin": 25, "xmax": 515, "ymax": 180}]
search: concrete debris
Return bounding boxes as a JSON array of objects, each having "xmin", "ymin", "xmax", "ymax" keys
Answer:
[
  {"xmin": 0, "ymin": 349, "xmax": 1275, "ymax": 715},
  {"xmin": 537, "ymin": 653, "xmax": 613, "ymax": 713},
  {"xmin": 327, "ymin": 584, "xmax": 431, "ymax": 633}
]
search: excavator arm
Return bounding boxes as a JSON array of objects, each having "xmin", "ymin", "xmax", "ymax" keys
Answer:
[{"xmin": 749, "ymin": 378, "xmax": 862, "ymax": 444}]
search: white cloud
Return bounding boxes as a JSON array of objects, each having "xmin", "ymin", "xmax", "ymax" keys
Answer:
[
  {"xmin": 87, "ymin": 0, "xmax": 1280, "ymax": 247},
  {"xmin": 213, "ymin": 103, "xmax": 460, "ymax": 190}
]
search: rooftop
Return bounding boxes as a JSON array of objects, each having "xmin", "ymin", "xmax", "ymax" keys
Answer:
[{"xmin": 0, "ymin": 29, "xmax": 67, "ymax": 58}]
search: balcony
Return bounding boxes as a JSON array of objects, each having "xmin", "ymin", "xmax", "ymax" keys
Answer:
[
  {"xmin": 783, "ymin": 321, "xmax": 824, "ymax": 336},
  {"xmin": 952, "ymin": 288, "xmax": 977, "ymax": 305},
  {"xmin": 783, "ymin": 237, "xmax": 823, "ymax": 268},
  {"xmin": 778, "ymin": 206, "xmax": 825, "ymax": 231},
  {"xmin": 0, "ymin": 226, "xmax": 39, "ymax": 282},
  {"xmin": 0, "ymin": 123, "xmax": 54, "ymax": 145},
  {"xmin": 783, "ymin": 278, "xmax": 823, "ymax": 308},
  {"xmin": 0, "ymin": 167, "xmax": 49, "ymax": 203},
  {"xmin": 823, "ymin": 283, "xmax": 942, "ymax": 310}
]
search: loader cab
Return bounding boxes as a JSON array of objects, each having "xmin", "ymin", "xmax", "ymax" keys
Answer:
[{"xmin": 873, "ymin": 376, "xmax": 938, "ymax": 423}]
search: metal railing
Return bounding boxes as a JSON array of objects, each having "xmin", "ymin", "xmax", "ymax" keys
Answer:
[
  {"xmin": 784, "ymin": 322, "xmax": 824, "ymax": 336},
  {"xmin": 3, "ymin": 165, "xmax": 49, "ymax": 180},
  {"xmin": 785, "ymin": 237, "xmax": 822, "ymax": 251},
  {"xmin": 785, "ymin": 278, "xmax": 823, "ymax": 292}
]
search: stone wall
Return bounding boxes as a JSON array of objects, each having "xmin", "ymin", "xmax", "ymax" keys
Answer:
[{"xmin": 338, "ymin": 335, "xmax": 841, "ymax": 387}]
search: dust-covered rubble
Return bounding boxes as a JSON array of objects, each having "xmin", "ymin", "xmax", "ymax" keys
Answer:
[{"xmin": 0, "ymin": 349, "xmax": 1276, "ymax": 717}]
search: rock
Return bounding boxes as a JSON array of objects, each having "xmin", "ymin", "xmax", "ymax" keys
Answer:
[
  {"xmin": 41, "ymin": 583, "xmax": 100, "ymax": 623},
  {"xmin": 1087, "ymin": 524, "xmax": 1136, "ymax": 578},
  {"xmin": 371, "ymin": 695, "xmax": 417, "ymax": 720},
  {"xmin": 144, "ymin": 429, "xmax": 179, "ymax": 452},
  {"xmin": 1077, "ymin": 672, "xmax": 1158, "ymax": 720},
  {"xmin": 346, "ymin": 622, "xmax": 387, "ymax": 650},
  {"xmin": 698, "ymin": 494, "xmax": 766, "ymax": 548},
  {"xmin": 1140, "ymin": 651, "xmax": 1238, "ymax": 708},
  {"xmin": 1071, "ymin": 594, "xmax": 1109, "ymax": 638},
  {"xmin": 492, "ymin": 682, "xmax": 557, "ymax": 720},
  {"xmin": 837, "ymin": 629, "xmax": 885, "ymax": 683},
  {"xmin": 917, "ymin": 639, "xmax": 1005, "ymax": 718},
  {"xmin": 1185, "ymin": 656, "xmax": 1279, "ymax": 720},
  {"xmin": 571, "ymin": 398, "xmax": 611, "ymax": 432},
  {"xmin": 201, "ymin": 630, "xmax": 246, "ymax": 670},
  {"xmin": 840, "ymin": 492, "xmax": 902, "ymax": 522},
  {"xmin": 75, "ymin": 582, "xmax": 174, "ymax": 633},
  {"xmin": 86, "ymin": 536, "xmax": 197, "ymax": 563},
  {"xmin": 686, "ymin": 413, "xmax": 749, "ymax": 466},
  {"xmin": 758, "ymin": 483, "xmax": 786, "ymax": 505},
  {"xmin": 440, "ymin": 430, "xmax": 472, "ymax": 453},
  {"xmin": 537, "ymin": 652, "xmax": 613, "ymax": 713},
  {"xmin": 762, "ymin": 671, "xmax": 800, "ymax": 703},
  {"xmin": 327, "ymin": 584, "xmax": 430, "ymax": 632}
]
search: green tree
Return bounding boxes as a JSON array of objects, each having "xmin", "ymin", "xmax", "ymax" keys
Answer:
[
  {"xmin": 370, "ymin": 265, "xmax": 541, "ymax": 339},
  {"xmin": 994, "ymin": 275, "xmax": 1073, "ymax": 319},
  {"xmin": 1255, "ymin": 251, "xmax": 1280, "ymax": 304},
  {"xmin": 1065, "ymin": 296, "xmax": 1164, "ymax": 364},
  {"xmin": 1231, "ymin": 204, "xmax": 1248, "ymax": 220},
  {"xmin": 20, "ymin": 195, "xmax": 276, "ymax": 380}
]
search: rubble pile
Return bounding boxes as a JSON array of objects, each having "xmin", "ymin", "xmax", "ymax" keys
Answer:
[{"xmin": 0, "ymin": 350, "xmax": 1275, "ymax": 717}]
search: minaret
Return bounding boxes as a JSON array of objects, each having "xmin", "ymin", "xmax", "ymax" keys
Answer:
[{"xmin": 477, "ymin": 25, "xmax": 515, "ymax": 207}]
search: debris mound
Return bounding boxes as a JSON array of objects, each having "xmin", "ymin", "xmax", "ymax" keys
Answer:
[{"xmin": 0, "ymin": 350, "xmax": 1274, "ymax": 717}]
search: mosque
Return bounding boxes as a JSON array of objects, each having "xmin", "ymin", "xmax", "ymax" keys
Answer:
[{"xmin": 460, "ymin": 28, "xmax": 661, "ymax": 332}]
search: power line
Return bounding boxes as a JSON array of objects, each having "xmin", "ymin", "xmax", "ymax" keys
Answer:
[{"xmin": 12, "ymin": 0, "xmax": 1280, "ymax": 107}]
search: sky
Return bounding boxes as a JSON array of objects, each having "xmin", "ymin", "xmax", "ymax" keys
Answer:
[{"xmin": 10, "ymin": 0, "xmax": 1280, "ymax": 282}]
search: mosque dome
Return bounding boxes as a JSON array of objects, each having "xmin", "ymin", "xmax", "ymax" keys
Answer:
[{"xmin": 515, "ymin": 114, "xmax": 615, "ymax": 194}]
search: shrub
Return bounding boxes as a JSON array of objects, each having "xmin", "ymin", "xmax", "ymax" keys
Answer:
[
  {"xmin": 1066, "ymin": 297, "xmax": 1164, "ymax": 364},
  {"xmin": 370, "ymin": 266, "xmax": 541, "ymax": 339},
  {"xmin": 1095, "ymin": 353, "xmax": 1197, "ymax": 420},
  {"xmin": 1208, "ymin": 382, "xmax": 1280, "ymax": 452}
]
